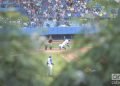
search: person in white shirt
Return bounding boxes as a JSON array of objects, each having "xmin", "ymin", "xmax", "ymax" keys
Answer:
[
  {"xmin": 46, "ymin": 56, "xmax": 54, "ymax": 76},
  {"xmin": 59, "ymin": 39, "xmax": 70, "ymax": 50}
]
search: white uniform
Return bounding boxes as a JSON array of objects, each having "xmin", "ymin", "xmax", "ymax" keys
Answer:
[
  {"xmin": 47, "ymin": 57, "xmax": 53, "ymax": 75},
  {"xmin": 59, "ymin": 39, "xmax": 70, "ymax": 49}
]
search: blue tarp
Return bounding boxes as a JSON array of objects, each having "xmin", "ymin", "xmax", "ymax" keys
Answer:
[
  {"xmin": 43, "ymin": 27, "xmax": 83, "ymax": 35},
  {"xmin": 21, "ymin": 26, "xmax": 99, "ymax": 35}
]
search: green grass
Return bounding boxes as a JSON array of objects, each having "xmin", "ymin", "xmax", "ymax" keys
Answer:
[
  {"xmin": 40, "ymin": 41, "xmax": 61, "ymax": 49},
  {"xmin": 32, "ymin": 40, "xmax": 73, "ymax": 85},
  {"xmin": 32, "ymin": 51, "xmax": 67, "ymax": 86},
  {"xmin": 42, "ymin": 53, "xmax": 67, "ymax": 86}
]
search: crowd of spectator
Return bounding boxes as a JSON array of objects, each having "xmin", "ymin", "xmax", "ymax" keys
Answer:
[
  {"xmin": 0, "ymin": 0, "xmax": 19, "ymax": 8},
  {"xmin": 0, "ymin": 0, "xmax": 105, "ymax": 27},
  {"xmin": 19, "ymin": 0, "xmax": 90, "ymax": 27}
]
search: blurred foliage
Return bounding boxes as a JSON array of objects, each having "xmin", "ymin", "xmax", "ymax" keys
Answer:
[
  {"xmin": 87, "ymin": 0, "xmax": 120, "ymax": 19},
  {"xmin": 51, "ymin": 1, "xmax": 120, "ymax": 86},
  {"xmin": 0, "ymin": 15, "xmax": 46, "ymax": 86},
  {"xmin": 70, "ymin": 17, "xmax": 89, "ymax": 24},
  {"xmin": 0, "ymin": 12, "xmax": 29, "ymax": 27},
  {"xmin": 0, "ymin": 0, "xmax": 120, "ymax": 86},
  {"xmin": 87, "ymin": 0, "xmax": 120, "ymax": 9}
]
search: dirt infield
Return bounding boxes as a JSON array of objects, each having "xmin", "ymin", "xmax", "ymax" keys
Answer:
[
  {"xmin": 40, "ymin": 39, "xmax": 91, "ymax": 62},
  {"xmin": 41, "ymin": 47, "xmax": 91, "ymax": 62},
  {"xmin": 40, "ymin": 48, "xmax": 65, "ymax": 53}
]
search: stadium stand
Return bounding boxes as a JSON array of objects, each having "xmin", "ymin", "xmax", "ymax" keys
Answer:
[
  {"xmin": 0, "ymin": 0, "xmax": 97, "ymax": 27},
  {"xmin": 0, "ymin": 0, "xmax": 105, "ymax": 27},
  {"xmin": 0, "ymin": 0, "xmax": 102, "ymax": 38}
]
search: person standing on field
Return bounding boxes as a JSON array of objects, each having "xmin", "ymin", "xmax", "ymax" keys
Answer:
[
  {"xmin": 46, "ymin": 56, "xmax": 54, "ymax": 76},
  {"xmin": 45, "ymin": 36, "xmax": 53, "ymax": 50}
]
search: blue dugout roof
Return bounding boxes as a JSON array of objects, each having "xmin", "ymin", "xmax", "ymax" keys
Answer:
[
  {"xmin": 43, "ymin": 27, "xmax": 83, "ymax": 35},
  {"xmin": 21, "ymin": 26, "xmax": 99, "ymax": 35}
]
